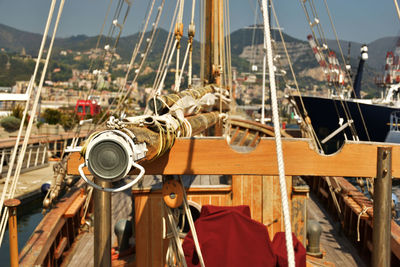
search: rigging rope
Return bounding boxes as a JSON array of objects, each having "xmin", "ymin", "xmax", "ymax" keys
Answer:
[
  {"xmin": 152, "ymin": 0, "xmax": 180, "ymax": 93},
  {"xmin": 0, "ymin": 0, "xmax": 66, "ymax": 245},
  {"xmin": 299, "ymin": 0, "xmax": 363, "ymax": 145},
  {"xmin": 175, "ymin": 0, "xmax": 196, "ymax": 92},
  {"xmin": 269, "ymin": 0, "xmax": 323, "ymax": 152},
  {"xmin": 78, "ymin": 0, "xmax": 135, "ymax": 138},
  {"xmin": 321, "ymin": 0, "xmax": 370, "ymax": 142},
  {"xmin": 98, "ymin": 0, "xmax": 164, "ymax": 122},
  {"xmin": 261, "ymin": 20, "xmax": 266, "ymax": 124},
  {"xmin": 261, "ymin": 1, "xmax": 295, "ymax": 266},
  {"xmin": 174, "ymin": 0, "xmax": 185, "ymax": 88},
  {"xmin": 395, "ymin": 0, "xmax": 400, "ymax": 22},
  {"xmin": 102, "ymin": 0, "xmax": 156, "ymax": 115}
]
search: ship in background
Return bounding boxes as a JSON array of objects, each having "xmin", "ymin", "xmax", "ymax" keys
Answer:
[{"xmin": 291, "ymin": 35, "xmax": 400, "ymax": 154}]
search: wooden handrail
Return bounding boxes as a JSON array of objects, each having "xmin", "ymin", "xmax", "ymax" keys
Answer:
[{"xmin": 67, "ymin": 137, "xmax": 400, "ymax": 178}]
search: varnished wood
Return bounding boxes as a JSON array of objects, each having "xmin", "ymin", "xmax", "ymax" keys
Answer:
[
  {"xmin": 133, "ymin": 186, "xmax": 232, "ymax": 267},
  {"xmin": 67, "ymin": 137, "xmax": 400, "ymax": 177},
  {"xmin": 0, "ymin": 131, "xmax": 89, "ymax": 148},
  {"xmin": 64, "ymin": 193, "xmax": 86, "ymax": 218}
]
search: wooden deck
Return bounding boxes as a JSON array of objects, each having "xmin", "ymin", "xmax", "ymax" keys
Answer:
[
  {"xmin": 59, "ymin": 175, "xmax": 368, "ymax": 267},
  {"xmin": 307, "ymin": 192, "xmax": 366, "ymax": 267},
  {"xmin": 62, "ymin": 188, "xmax": 133, "ymax": 267}
]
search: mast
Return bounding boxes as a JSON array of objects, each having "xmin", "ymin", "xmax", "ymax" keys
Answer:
[
  {"xmin": 204, "ymin": 0, "xmax": 213, "ymax": 84},
  {"xmin": 352, "ymin": 45, "xmax": 368, "ymax": 99},
  {"xmin": 204, "ymin": 0, "xmax": 224, "ymax": 86}
]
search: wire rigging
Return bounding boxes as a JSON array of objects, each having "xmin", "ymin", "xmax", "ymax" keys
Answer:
[
  {"xmin": 268, "ymin": 0, "xmax": 323, "ymax": 152},
  {"xmin": 0, "ymin": 0, "xmax": 66, "ymax": 245}
]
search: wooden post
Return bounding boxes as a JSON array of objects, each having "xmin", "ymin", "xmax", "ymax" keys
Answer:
[
  {"xmin": 372, "ymin": 147, "xmax": 392, "ymax": 267},
  {"xmin": 93, "ymin": 178, "xmax": 111, "ymax": 267},
  {"xmin": 5, "ymin": 199, "xmax": 21, "ymax": 267},
  {"xmin": 204, "ymin": 0, "xmax": 214, "ymax": 84}
]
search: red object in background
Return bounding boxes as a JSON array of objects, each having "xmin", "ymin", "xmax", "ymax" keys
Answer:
[
  {"xmin": 75, "ymin": 99, "xmax": 101, "ymax": 119},
  {"xmin": 272, "ymin": 232, "xmax": 306, "ymax": 267},
  {"xmin": 182, "ymin": 205, "xmax": 276, "ymax": 267}
]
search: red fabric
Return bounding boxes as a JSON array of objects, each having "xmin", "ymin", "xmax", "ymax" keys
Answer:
[
  {"xmin": 199, "ymin": 205, "xmax": 252, "ymax": 218},
  {"xmin": 182, "ymin": 205, "xmax": 276, "ymax": 267},
  {"xmin": 272, "ymin": 232, "xmax": 306, "ymax": 267}
]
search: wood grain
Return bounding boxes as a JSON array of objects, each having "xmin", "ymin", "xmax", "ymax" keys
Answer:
[{"xmin": 68, "ymin": 138, "xmax": 400, "ymax": 178}]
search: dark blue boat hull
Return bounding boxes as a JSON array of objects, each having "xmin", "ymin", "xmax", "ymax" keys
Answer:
[{"xmin": 292, "ymin": 95, "xmax": 397, "ymax": 153}]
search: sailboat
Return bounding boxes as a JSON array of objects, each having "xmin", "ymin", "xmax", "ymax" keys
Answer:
[{"xmin": 1, "ymin": 0, "xmax": 400, "ymax": 267}]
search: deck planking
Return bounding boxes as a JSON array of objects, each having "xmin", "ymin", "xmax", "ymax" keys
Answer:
[
  {"xmin": 62, "ymin": 188, "xmax": 133, "ymax": 267},
  {"xmin": 307, "ymin": 192, "xmax": 366, "ymax": 267},
  {"xmin": 63, "ymin": 175, "xmax": 366, "ymax": 266}
]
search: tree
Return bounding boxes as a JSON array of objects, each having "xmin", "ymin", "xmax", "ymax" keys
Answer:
[
  {"xmin": 42, "ymin": 109, "xmax": 61, "ymax": 125},
  {"xmin": 0, "ymin": 116, "xmax": 21, "ymax": 132}
]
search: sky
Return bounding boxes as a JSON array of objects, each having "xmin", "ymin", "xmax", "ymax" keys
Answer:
[{"xmin": 0, "ymin": 0, "xmax": 398, "ymax": 44}]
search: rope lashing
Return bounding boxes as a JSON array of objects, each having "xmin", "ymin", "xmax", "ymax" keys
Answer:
[{"xmin": 357, "ymin": 205, "xmax": 371, "ymax": 242}]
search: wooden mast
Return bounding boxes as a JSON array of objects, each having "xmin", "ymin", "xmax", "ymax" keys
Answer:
[
  {"xmin": 204, "ymin": 0, "xmax": 214, "ymax": 85},
  {"xmin": 204, "ymin": 0, "xmax": 224, "ymax": 86}
]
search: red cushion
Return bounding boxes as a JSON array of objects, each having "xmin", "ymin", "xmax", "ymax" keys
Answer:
[
  {"xmin": 182, "ymin": 205, "xmax": 276, "ymax": 267},
  {"xmin": 272, "ymin": 232, "xmax": 306, "ymax": 267}
]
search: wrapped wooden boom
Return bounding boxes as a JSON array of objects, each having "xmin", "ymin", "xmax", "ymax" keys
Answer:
[
  {"xmin": 147, "ymin": 85, "xmax": 215, "ymax": 114},
  {"xmin": 81, "ymin": 112, "xmax": 220, "ymax": 181}
]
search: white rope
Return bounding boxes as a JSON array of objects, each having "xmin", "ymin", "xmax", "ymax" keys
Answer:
[
  {"xmin": 113, "ymin": 0, "xmax": 165, "ymax": 116},
  {"xmin": 178, "ymin": 176, "xmax": 205, "ymax": 267},
  {"xmin": 395, "ymin": 0, "xmax": 400, "ymax": 22},
  {"xmin": 0, "ymin": 0, "xmax": 66, "ymax": 245},
  {"xmin": 175, "ymin": 0, "xmax": 185, "ymax": 87},
  {"xmin": 116, "ymin": 0, "xmax": 156, "ymax": 97},
  {"xmin": 153, "ymin": 0, "xmax": 180, "ymax": 92},
  {"xmin": 175, "ymin": 42, "xmax": 191, "ymax": 92},
  {"xmin": 165, "ymin": 206, "xmax": 188, "ymax": 267},
  {"xmin": 261, "ymin": 25, "xmax": 266, "ymax": 124},
  {"xmin": 357, "ymin": 206, "xmax": 371, "ymax": 242},
  {"xmin": 0, "ymin": 0, "xmax": 59, "ymax": 246},
  {"xmin": 157, "ymin": 39, "xmax": 179, "ymax": 95},
  {"xmin": 175, "ymin": 0, "xmax": 196, "ymax": 92},
  {"xmin": 261, "ymin": 1, "xmax": 295, "ymax": 267}
]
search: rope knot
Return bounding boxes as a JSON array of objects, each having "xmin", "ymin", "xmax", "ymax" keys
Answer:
[{"xmin": 357, "ymin": 205, "xmax": 371, "ymax": 241}]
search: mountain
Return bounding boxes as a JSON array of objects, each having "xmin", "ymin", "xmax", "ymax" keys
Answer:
[
  {"xmin": 0, "ymin": 23, "xmax": 387, "ymax": 96},
  {"xmin": 0, "ymin": 24, "xmax": 43, "ymax": 55}
]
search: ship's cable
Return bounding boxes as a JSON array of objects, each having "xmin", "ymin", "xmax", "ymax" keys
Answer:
[
  {"xmin": 269, "ymin": 0, "xmax": 323, "ymax": 152},
  {"xmin": 261, "ymin": 1, "xmax": 295, "ymax": 267},
  {"xmin": 152, "ymin": 0, "xmax": 180, "ymax": 93},
  {"xmin": 0, "ymin": 0, "xmax": 66, "ymax": 245},
  {"xmin": 299, "ymin": 0, "xmax": 362, "ymax": 146},
  {"xmin": 322, "ymin": 0, "xmax": 370, "ymax": 142},
  {"xmin": 395, "ymin": 0, "xmax": 400, "ymax": 22},
  {"xmin": 101, "ymin": 0, "xmax": 156, "ymax": 115},
  {"xmin": 100, "ymin": 0, "xmax": 165, "ymax": 121},
  {"xmin": 175, "ymin": 0, "xmax": 196, "ymax": 92},
  {"xmin": 0, "ymin": 0, "xmax": 58, "ymax": 245}
]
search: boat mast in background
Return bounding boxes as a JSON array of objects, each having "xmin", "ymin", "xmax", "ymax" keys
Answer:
[{"xmin": 352, "ymin": 45, "xmax": 368, "ymax": 99}]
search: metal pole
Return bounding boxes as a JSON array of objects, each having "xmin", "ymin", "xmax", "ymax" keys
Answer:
[
  {"xmin": 372, "ymin": 147, "xmax": 392, "ymax": 267},
  {"xmin": 93, "ymin": 177, "xmax": 112, "ymax": 267},
  {"xmin": 5, "ymin": 199, "xmax": 21, "ymax": 267}
]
